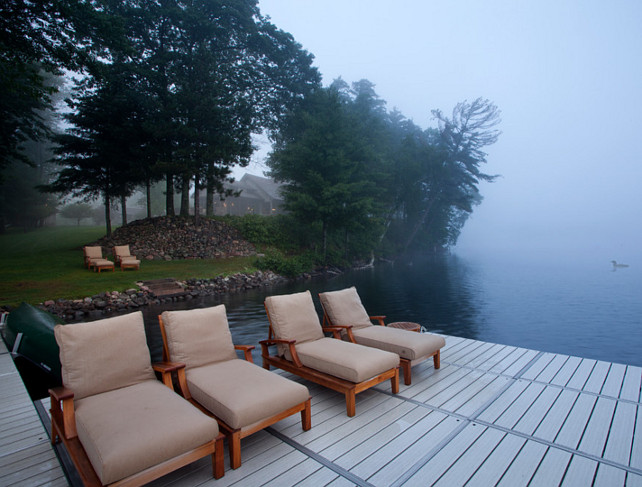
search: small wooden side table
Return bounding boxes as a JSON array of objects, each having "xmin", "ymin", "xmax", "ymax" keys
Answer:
[{"xmin": 386, "ymin": 321, "xmax": 421, "ymax": 333}]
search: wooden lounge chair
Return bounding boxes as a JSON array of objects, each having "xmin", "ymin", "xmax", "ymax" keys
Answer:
[
  {"xmin": 113, "ymin": 245, "xmax": 140, "ymax": 270},
  {"xmin": 262, "ymin": 290, "xmax": 400, "ymax": 417},
  {"xmin": 319, "ymin": 286, "xmax": 446, "ymax": 385},
  {"xmin": 49, "ymin": 311, "xmax": 224, "ymax": 486},
  {"xmin": 159, "ymin": 305, "xmax": 311, "ymax": 470},
  {"xmin": 82, "ymin": 246, "xmax": 114, "ymax": 272}
]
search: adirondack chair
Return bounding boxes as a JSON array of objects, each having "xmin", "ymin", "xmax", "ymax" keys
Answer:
[
  {"xmin": 49, "ymin": 311, "xmax": 224, "ymax": 486},
  {"xmin": 159, "ymin": 305, "xmax": 311, "ymax": 470},
  {"xmin": 319, "ymin": 286, "xmax": 445, "ymax": 385},
  {"xmin": 262, "ymin": 290, "xmax": 400, "ymax": 417}
]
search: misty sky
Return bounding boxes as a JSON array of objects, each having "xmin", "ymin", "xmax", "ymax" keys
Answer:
[{"xmin": 252, "ymin": 0, "xmax": 642, "ymax": 262}]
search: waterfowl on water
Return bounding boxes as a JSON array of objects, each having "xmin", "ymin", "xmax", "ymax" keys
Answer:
[{"xmin": 611, "ymin": 260, "xmax": 629, "ymax": 268}]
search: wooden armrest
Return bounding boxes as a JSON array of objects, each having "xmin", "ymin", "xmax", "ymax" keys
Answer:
[
  {"xmin": 49, "ymin": 387, "xmax": 77, "ymax": 439},
  {"xmin": 234, "ymin": 344, "xmax": 255, "ymax": 363},
  {"xmin": 369, "ymin": 315, "xmax": 387, "ymax": 326},
  {"xmin": 153, "ymin": 361, "xmax": 186, "ymax": 391},
  {"xmin": 259, "ymin": 339, "xmax": 303, "ymax": 367},
  {"xmin": 322, "ymin": 326, "xmax": 347, "ymax": 339},
  {"xmin": 259, "ymin": 338, "xmax": 296, "ymax": 346},
  {"xmin": 49, "ymin": 386, "xmax": 74, "ymax": 402},
  {"xmin": 152, "ymin": 361, "xmax": 186, "ymax": 373}
]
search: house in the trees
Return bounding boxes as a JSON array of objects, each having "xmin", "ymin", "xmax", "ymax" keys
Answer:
[{"xmin": 211, "ymin": 173, "xmax": 284, "ymax": 216}]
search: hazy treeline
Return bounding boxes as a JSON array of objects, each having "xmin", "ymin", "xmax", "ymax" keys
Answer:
[
  {"xmin": 1, "ymin": 0, "xmax": 500, "ymax": 262},
  {"xmin": 269, "ymin": 80, "xmax": 500, "ymax": 261}
]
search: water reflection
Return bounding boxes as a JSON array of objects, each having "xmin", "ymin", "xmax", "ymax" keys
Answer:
[{"xmin": 141, "ymin": 254, "xmax": 482, "ymax": 363}]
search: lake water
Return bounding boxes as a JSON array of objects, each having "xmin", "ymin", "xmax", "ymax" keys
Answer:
[{"xmin": 142, "ymin": 250, "xmax": 642, "ymax": 367}]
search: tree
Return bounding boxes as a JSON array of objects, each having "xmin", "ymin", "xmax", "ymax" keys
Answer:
[
  {"xmin": 402, "ymin": 98, "xmax": 501, "ymax": 250},
  {"xmin": 269, "ymin": 86, "xmax": 381, "ymax": 261},
  {"xmin": 46, "ymin": 63, "xmax": 149, "ymax": 237},
  {"xmin": 60, "ymin": 202, "xmax": 93, "ymax": 225},
  {"xmin": 0, "ymin": 0, "xmax": 85, "ymax": 171}
]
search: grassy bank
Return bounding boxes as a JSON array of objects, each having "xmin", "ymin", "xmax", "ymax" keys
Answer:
[{"xmin": 0, "ymin": 226, "xmax": 256, "ymax": 308}]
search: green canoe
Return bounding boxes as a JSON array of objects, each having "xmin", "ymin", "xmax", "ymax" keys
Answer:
[{"xmin": 2, "ymin": 302, "xmax": 63, "ymax": 384}]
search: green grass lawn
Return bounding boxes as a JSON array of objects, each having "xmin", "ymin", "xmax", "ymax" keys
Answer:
[{"xmin": 0, "ymin": 226, "xmax": 257, "ymax": 307}]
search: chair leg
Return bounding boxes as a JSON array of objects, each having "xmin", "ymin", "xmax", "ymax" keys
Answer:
[
  {"xmin": 229, "ymin": 430, "xmax": 242, "ymax": 469},
  {"xmin": 213, "ymin": 435, "xmax": 225, "ymax": 479},
  {"xmin": 345, "ymin": 390, "xmax": 356, "ymax": 417},
  {"xmin": 402, "ymin": 360, "xmax": 412, "ymax": 385},
  {"xmin": 391, "ymin": 368, "xmax": 399, "ymax": 394},
  {"xmin": 301, "ymin": 398, "xmax": 311, "ymax": 431},
  {"xmin": 433, "ymin": 351, "xmax": 441, "ymax": 369}
]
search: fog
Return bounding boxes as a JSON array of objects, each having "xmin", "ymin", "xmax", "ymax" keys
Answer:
[{"xmin": 256, "ymin": 0, "xmax": 642, "ymax": 264}]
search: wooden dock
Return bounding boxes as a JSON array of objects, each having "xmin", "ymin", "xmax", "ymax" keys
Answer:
[
  {"xmin": 1, "ymin": 335, "xmax": 641, "ymax": 486},
  {"xmin": 0, "ymin": 340, "xmax": 67, "ymax": 486}
]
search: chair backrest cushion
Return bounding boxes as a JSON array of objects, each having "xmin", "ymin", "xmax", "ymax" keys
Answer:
[
  {"xmin": 55, "ymin": 311, "xmax": 155, "ymax": 400},
  {"xmin": 113, "ymin": 245, "xmax": 131, "ymax": 258},
  {"xmin": 83, "ymin": 246, "xmax": 102, "ymax": 259},
  {"xmin": 161, "ymin": 305, "xmax": 236, "ymax": 369},
  {"xmin": 319, "ymin": 287, "xmax": 373, "ymax": 330},
  {"xmin": 265, "ymin": 291, "xmax": 324, "ymax": 353}
]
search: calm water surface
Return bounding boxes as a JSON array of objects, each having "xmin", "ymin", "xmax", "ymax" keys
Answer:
[{"xmin": 143, "ymin": 251, "xmax": 642, "ymax": 367}]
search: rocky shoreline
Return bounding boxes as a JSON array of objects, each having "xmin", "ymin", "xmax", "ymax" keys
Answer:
[{"xmin": 39, "ymin": 270, "xmax": 289, "ymax": 322}]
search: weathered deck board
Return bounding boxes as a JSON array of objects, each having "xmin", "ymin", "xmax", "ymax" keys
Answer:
[
  {"xmin": 0, "ymin": 341, "xmax": 67, "ymax": 486},
  {"xmin": 4, "ymin": 334, "xmax": 641, "ymax": 486}
]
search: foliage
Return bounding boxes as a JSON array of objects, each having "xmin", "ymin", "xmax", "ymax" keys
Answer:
[
  {"xmin": 220, "ymin": 214, "xmax": 310, "ymax": 253},
  {"xmin": 0, "ymin": 0, "xmax": 83, "ymax": 171},
  {"xmin": 268, "ymin": 81, "xmax": 502, "ymax": 261},
  {"xmin": 59, "ymin": 203, "xmax": 93, "ymax": 226},
  {"xmin": 45, "ymin": 0, "xmax": 321, "ymax": 224},
  {"xmin": 254, "ymin": 249, "xmax": 316, "ymax": 278},
  {"xmin": 268, "ymin": 85, "xmax": 383, "ymax": 262}
]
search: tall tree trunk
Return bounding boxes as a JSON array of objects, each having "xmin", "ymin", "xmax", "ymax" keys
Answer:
[
  {"xmin": 120, "ymin": 194, "xmax": 127, "ymax": 226},
  {"xmin": 146, "ymin": 179, "xmax": 152, "ymax": 218},
  {"xmin": 322, "ymin": 220, "xmax": 328, "ymax": 262},
  {"xmin": 193, "ymin": 174, "xmax": 201, "ymax": 224},
  {"xmin": 206, "ymin": 163, "xmax": 214, "ymax": 216},
  {"xmin": 104, "ymin": 193, "xmax": 112, "ymax": 237},
  {"xmin": 166, "ymin": 173, "xmax": 175, "ymax": 216},
  {"xmin": 180, "ymin": 175, "xmax": 190, "ymax": 216},
  {"xmin": 403, "ymin": 193, "xmax": 439, "ymax": 252}
]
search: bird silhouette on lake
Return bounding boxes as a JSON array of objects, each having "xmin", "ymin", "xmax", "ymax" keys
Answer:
[{"xmin": 611, "ymin": 260, "xmax": 629, "ymax": 271}]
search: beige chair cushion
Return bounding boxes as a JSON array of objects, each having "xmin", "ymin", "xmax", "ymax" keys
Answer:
[
  {"xmin": 352, "ymin": 326, "xmax": 446, "ymax": 361},
  {"xmin": 75, "ymin": 380, "xmax": 219, "ymax": 485},
  {"xmin": 186, "ymin": 359, "xmax": 310, "ymax": 430},
  {"xmin": 295, "ymin": 337, "xmax": 399, "ymax": 383},
  {"xmin": 113, "ymin": 245, "xmax": 131, "ymax": 258},
  {"xmin": 265, "ymin": 291, "xmax": 324, "ymax": 356},
  {"xmin": 84, "ymin": 246, "xmax": 102, "ymax": 259},
  {"xmin": 319, "ymin": 287, "xmax": 373, "ymax": 330},
  {"xmin": 161, "ymin": 306, "xmax": 236, "ymax": 369},
  {"xmin": 55, "ymin": 312, "xmax": 155, "ymax": 400}
]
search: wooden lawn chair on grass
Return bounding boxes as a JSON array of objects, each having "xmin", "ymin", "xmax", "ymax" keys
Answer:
[
  {"xmin": 83, "ymin": 246, "xmax": 114, "ymax": 273},
  {"xmin": 319, "ymin": 286, "xmax": 445, "ymax": 385},
  {"xmin": 112, "ymin": 245, "xmax": 140, "ymax": 270},
  {"xmin": 49, "ymin": 311, "xmax": 223, "ymax": 486},
  {"xmin": 261, "ymin": 290, "xmax": 400, "ymax": 417},
  {"xmin": 158, "ymin": 305, "xmax": 311, "ymax": 470}
]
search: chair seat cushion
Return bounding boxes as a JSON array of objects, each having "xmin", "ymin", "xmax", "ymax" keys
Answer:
[
  {"xmin": 295, "ymin": 337, "xmax": 399, "ymax": 383},
  {"xmin": 186, "ymin": 359, "xmax": 310, "ymax": 430},
  {"xmin": 352, "ymin": 327, "xmax": 445, "ymax": 361},
  {"xmin": 74, "ymin": 380, "xmax": 219, "ymax": 485}
]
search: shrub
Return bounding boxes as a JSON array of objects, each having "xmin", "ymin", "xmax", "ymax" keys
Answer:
[{"xmin": 254, "ymin": 249, "xmax": 316, "ymax": 278}]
